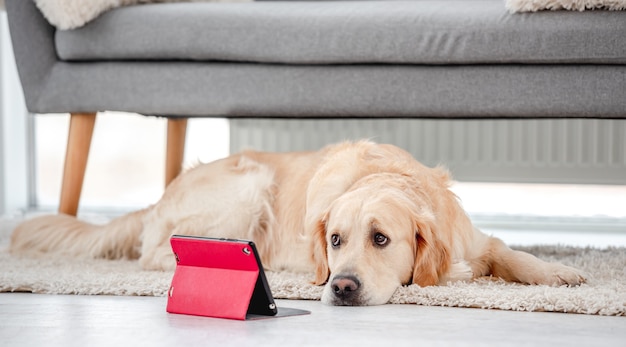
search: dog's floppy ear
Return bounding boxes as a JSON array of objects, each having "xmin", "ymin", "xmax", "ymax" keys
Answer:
[
  {"xmin": 311, "ymin": 215, "xmax": 330, "ymax": 285},
  {"xmin": 411, "ymin": 215, "xmax": 452, "ymax": 287},
  {"xmin": 409, "ymin": 164, "xmax": 460, "ymax": 286}
]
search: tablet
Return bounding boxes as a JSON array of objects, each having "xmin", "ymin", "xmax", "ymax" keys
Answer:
[{"xmin": 166, "ymin": 235, "xmax": 310, "ymax": 320}]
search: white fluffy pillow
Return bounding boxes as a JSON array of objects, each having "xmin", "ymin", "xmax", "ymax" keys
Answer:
[
  {"xmin": 506, "ymin": 0, "xmax": 626, "ymax": 12},
  {"xmin": 34, "ymin": 0, "xmax": 251, "ymax": 30}
]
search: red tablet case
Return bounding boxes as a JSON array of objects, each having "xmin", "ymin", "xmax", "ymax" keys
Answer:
[{"xmin": 166, "ymin": 236, "xmax": 277, "ymax": 320}]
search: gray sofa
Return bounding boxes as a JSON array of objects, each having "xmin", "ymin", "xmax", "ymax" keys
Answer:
[{"xmin": 5, "ymin": 0, "xmax": 626, "ymax": 215}]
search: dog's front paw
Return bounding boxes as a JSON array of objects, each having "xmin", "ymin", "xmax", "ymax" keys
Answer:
[
  {"xmin": 542, "ymin": 264, "xmax": 586, "ymax": 286},
  {"xmin": 440, "ymin": 259, "xmax": 474, "ymax": 284}
]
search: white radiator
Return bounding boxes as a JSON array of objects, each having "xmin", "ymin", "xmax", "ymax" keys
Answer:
[{"xmin": 230, "ymin": 118, "xmax": 626, "ymax": 185}]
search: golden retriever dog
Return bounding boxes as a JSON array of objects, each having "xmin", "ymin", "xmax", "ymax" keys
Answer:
[{"xmin": 11, "ymin": 140, "xmax": 586, "ymax": 306}]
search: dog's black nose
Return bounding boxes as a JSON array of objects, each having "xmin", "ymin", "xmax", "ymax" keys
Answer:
[{"xmin": 331, "ymin": 275, "xmax": 361, "ymax": 299}]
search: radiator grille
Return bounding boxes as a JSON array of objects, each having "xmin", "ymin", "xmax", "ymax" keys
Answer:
[{"xmin": 230, "ymin": 118, "xmax": 626, "ymax": 184}]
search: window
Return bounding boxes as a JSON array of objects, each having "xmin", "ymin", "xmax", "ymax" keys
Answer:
[{"xmin": 35, "ymin": 112, "xmax": 229, "ymax": 211}]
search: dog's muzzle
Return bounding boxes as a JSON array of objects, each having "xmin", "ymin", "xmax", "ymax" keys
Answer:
[{"xmin": 330, "ymin": 274, "xmax": 363, "ymax": 306}]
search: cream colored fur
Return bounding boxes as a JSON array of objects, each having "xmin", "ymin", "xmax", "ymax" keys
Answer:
[{"xmin": 11, "ymin": 141, "xmax": 586, "ymax": 306}]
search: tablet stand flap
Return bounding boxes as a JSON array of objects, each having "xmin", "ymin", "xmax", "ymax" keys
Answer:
[{"xmin": 167, "ymin": 265, "xmax": 259, "ymax": 320}]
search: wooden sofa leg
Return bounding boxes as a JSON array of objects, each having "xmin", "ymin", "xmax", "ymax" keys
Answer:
[
  {"xmin": 165, "ymin": 118, "xmax": 188, "ymax": 187},
  {"xmin": 59, "ymin": 112, "xmax": 97, "ymax": 216}
]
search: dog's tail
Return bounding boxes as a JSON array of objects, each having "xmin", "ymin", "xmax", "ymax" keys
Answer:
[{"xmin": 10, "ymin": 209, "xmax": 148, "ymax": 259}]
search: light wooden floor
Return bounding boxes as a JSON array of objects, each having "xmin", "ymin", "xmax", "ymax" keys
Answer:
[{"xmin": 1, "ymin": 293, "xmax": 624, "ymax": 346}]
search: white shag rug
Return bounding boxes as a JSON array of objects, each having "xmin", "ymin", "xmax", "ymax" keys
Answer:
[
  {"xmin": 33, "ymin": 0, "xmax": 626, "ymax": 30},
  {"xmin": 1, "ymin": 215, "xmax": 625, "ymax": 316}
]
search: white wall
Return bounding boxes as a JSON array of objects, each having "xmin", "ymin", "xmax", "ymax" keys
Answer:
[{"xmin": 0, "ymin": 12, "xmax": 29, "ymax": 216}]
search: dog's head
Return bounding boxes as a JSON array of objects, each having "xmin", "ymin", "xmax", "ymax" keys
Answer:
[{"xmin": 311, "ymin": 171, "xmax": 456, "ymax": 306}]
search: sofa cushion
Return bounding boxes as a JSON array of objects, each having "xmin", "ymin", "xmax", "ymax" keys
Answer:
[{"xmin": 56, "ymin": 1, "xmax": 626, "ymax": 64}]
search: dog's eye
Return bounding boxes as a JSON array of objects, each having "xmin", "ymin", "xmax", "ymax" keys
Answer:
[
  {"xmin": 331, "ymin": 234, "xmax": 341, "ymax": 248},
  {"xmin": 374, "ymin": 233, "xmax": 389, "ymax": 247}
]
